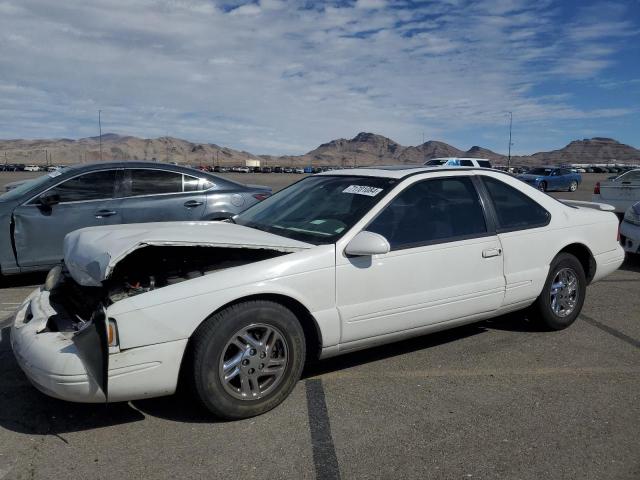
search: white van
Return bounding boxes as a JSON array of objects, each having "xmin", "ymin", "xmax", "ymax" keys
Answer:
[{"xmin": 424, "ymin": 157, "xmax": 492, "ymax": 168}]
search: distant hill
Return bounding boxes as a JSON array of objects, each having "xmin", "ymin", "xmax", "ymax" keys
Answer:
[
  {"xmin": 0, "ymin": 134, "xmax": 261, "ymax": 166},
  {"xmin": 0, "ymin": 133, "xmax": 637, "ymax": 167}
]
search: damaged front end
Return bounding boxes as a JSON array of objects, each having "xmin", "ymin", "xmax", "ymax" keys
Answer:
[{"xmin": 37, "ymin": 245, "xmax": 293, "ymax": 399}]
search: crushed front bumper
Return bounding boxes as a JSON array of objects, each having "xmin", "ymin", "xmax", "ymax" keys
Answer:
[{"xmin": 11, "ymin": 288, "xmax": 188, "ymax": 403}]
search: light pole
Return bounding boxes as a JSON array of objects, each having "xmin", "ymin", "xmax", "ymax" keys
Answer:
[
  {"xmin": 507, "ymin": 111, "xmax": 513, "ymax": 170},
  {"xmin": 98, "ymin": 110, "xmax": 103, "ymax": 161}
]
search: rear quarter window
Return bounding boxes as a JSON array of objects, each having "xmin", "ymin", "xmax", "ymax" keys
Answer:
[{"xmin": 482, "ymin": 176, "xmax": 550, "ymax": 231}]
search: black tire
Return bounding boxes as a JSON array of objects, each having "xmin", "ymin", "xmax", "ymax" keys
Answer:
[
  {"xmin": 568, "ymin": 181, "xmax": 578, "ymax": 192},
  {"xmin": 530, "ymin": 253, "xmax": 586, "ymax": 330},
  {"xmin": 189, "ymin": 300, "xmax": 306, "ymax": 419},
  {"xmin": 538, "ymin": 181, "xmax": 547, "ymax": 192}
]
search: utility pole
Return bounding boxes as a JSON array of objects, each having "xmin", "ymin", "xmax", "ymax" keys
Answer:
[
  {"xmin": 98, "ymin": 110, "xmax": 103, "ymax": 161},
  {"xmin": 507, "ymin": 111, "xmax": 513, "ymax": 170}
]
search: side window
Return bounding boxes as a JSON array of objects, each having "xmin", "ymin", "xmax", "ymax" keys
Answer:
[
  {"xmin": 460, "ymin": 160, "xmax": 474, "ymax": 167},
  {"xmin": 129, "ymin": 169, "xmax": 182, "ymax": 196},
  {"xmin": 44, "ymin": 170, "xmax": 116, "ymax": 203},
  {"xmin": 477, "ymin": 160, "xmax": 492, "ymax": 168},
  {"xmin": 482, "ymin": 177, "xmax": 550, "ymax": 231},
  {"xmin": 184, "ymin": 175, "xmax": 216, "ymax": 192},
  {"xmin": 367, "ymin": 177, "xmax": 487, "ymax": 250},
  {"xmin": 183, "ymin": 175, "xmax": 200, "ymax": 192}
]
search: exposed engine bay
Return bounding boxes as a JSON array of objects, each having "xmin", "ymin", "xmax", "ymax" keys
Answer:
[{"xmin": 46, "ymin": 245, "xmax": 288, "ymax": 333}]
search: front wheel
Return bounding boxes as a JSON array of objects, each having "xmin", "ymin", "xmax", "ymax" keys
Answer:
[
  {"xmin": 569, "ymin": 181, "xmax": 578, "ymax": 192},
  {"xmin": 189, "ymin": 300, "xmax": 306, "ymax": 419},
  {"xmin": 530, "ymin": 253, "xmax": 586, "ymax": 330}
]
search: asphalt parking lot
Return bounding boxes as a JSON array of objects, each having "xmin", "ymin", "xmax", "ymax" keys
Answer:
[{"xmin": 0, "ymin": 170, "xmax": 638, "ymax": 479}]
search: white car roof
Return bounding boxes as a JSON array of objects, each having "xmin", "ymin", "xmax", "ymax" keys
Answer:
[
  {"xmin": 316, "ymin": 165, "xmax": 488, "ymax": 179},
  {"xmin": 429, "ymin": 157, "xmax": 491, "ymax": 161}
]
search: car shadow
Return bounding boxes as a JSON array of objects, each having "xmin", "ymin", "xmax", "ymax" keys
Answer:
[
  {"xmin": 0, "ymin": 310, "xmax": 543, "ymax": 431},
  {"xmin": 620, "ymin": 254, "xmax": 640, "ymax": 274},
  {"xmin": 0, "ymin": 272, "xmax": 47, "ymax": 289}
]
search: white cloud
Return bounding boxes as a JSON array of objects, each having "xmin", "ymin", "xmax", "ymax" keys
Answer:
[
  {"xmin": 0, "ymin": 0, "xmax": 636, "ymax": 154},
  {"xmin": 355, "ymin": 0, "xmax": 387, "ymax": 9}
]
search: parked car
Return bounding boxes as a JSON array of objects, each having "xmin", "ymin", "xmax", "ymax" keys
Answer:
[
  {"xmin": 592, "ymin": 168, "xmax": 640, "ymax": 213},
  {"xmin": 517, "ymin": 167, "xmax": 582, "ymax": 192},
  {"xmin": 261, "ymin": 166, "xmax": 272, "ymax": 173},
  {"xmin": 424, "ymin": 157, "xmax": 492, "ymax": 168},
  {"xmin": 620, "ymin": 201, "xmax": 640, "ymax": 255},
  {"xmin": 0, "ymin": 161, "xmax": 270, "ymax": 276},
  {"xmin": 24, "ymin": 165, "xmax": 40, "ymax": 172},
  {"xmin": 237, "ymin": 166, "xmax": 250, "ymax": 173},
  {"xmin": 294, "ymin": 168, "xmax": 305, "ymax": 174},
  {"xmin": 12, "ymin": 166, "xmax": 623, "ymax": 419}
]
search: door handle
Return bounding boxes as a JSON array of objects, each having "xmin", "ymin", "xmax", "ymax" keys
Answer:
[
  {"xmin": 482, "ymin": 248, "xmax": 502, "ymax": 258},
  {"xmin": 95, "ymin": 209, "xmax": 117, "ymax": 218},
  {"xmin": 184, "ymin": 200, "xmax": 204, "ymax": 208}
]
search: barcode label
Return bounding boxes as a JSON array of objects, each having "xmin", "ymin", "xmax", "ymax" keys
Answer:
[{"xmin": 342, "ymin": 185, "xmax": 383, "ymax": 196}]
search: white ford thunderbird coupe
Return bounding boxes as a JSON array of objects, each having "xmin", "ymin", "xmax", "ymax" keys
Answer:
[{"xmin": 12, "ymin": 167, "xmax": 624, "ymax": 419}]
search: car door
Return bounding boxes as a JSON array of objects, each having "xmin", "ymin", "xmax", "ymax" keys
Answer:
[
  {"xmin": 335, "ymin": 175, "xmax": 505, "ymax": 343},
  {"xmin": 558, "ymin": 169, "xmax": 572, "ymax": 189},
  {"xmin": 479, "ymin": 175, "xmax": 552, "ymax": 306},
  {"xmin": 116, "ymin": 168, "xmax": 207, "ymax": 223},
  {"xmin": 12, "ymin": 169, "xmax": 122, "ymax": 269}
]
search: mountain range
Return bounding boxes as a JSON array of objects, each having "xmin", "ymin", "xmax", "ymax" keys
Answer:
[{"xmin": 0, "ymin": 133, "xmax": 638, "ymax": 167}]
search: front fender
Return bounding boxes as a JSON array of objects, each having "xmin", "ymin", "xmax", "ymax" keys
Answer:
[{"xmin": 106, "ymin": 245, "xmax": 337, "ymax": 350}]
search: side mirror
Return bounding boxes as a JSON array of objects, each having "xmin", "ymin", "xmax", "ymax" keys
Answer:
[
  {"xmin": 38, "ymin": 192, "xmax": 60, "ymax": 209},
  {"xmin": 345, "ymin": 231, "xmax": 390, "ymax": 257}
]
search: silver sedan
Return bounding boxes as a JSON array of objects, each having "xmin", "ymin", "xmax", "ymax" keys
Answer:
[{"xmin": 0, "ymin": 161, "xmax": 271, "ymax": 276}]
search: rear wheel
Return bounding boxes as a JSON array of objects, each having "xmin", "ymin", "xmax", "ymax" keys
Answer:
[
  {"xmin": 538, "ymin": 181, "xmax": 547, "ymax": 192},
  {"xmin": 530, "ymin": 253, "xmax": 586, "ymax": 330},
  {"xmin": 190, "ymin": 300, "xmax": 306, "ymax": 419},
  {"xmin": 569, "ymin": 181, "xmax": 578, "ymax": 192}
]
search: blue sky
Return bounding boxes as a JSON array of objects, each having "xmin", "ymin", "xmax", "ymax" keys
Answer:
[{"xmin": 0, "ymin": 0, "xmax": 638, "ymax": 155}]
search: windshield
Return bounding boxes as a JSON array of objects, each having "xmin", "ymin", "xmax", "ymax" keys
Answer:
[
  {"xmin": 425, "ymin": 159, "xmax": 448, "ymax": 166},
  {"xmin": 528, "ymin": 168, "xmax": 553, "ymax": 175},
  {"xmin": 0, "ymin": 174, "xmax": 56, "ymax": 202},
  {"xmin": 235, "ymin": 175, "xmax": 397, "ymax": 244}
]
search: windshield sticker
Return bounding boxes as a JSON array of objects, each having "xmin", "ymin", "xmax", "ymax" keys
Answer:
[{"xmin": 342, "ymin": 185, "xmax": 383, "ymax": 196}]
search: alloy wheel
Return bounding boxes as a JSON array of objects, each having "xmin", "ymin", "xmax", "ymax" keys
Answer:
[
  {"xmin": 219, "ymin": 323, "xmax": 289, "ymax": 400},
  {"xmin": 549, "ymin": 268, "xmax": 579, "ymax": 317}
]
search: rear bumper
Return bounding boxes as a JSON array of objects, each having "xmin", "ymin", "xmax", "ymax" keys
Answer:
[
  {"xmin": 11, "ymin": 288, "xmax": 187, "ymax": 403},
  {"xmin": 592, "ymin": 246, "xmax": 626, "ymax": 283},
  {"xmin": 620, "ymin": 221, "xmax": 640, "ymax": 254}
]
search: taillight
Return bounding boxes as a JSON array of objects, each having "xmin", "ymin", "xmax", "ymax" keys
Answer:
[
  {"xmin": 594, "ymin": 182, "xmax": 600, "ymax": 194},
  {"xmin": 253, "ymin": 193, "xmax": 270, "ymax": 202}
]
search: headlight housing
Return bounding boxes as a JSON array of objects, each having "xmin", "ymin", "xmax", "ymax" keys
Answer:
[{"xmin": 624, "ymin": 204, "xmax": 640, "ymax": 225}]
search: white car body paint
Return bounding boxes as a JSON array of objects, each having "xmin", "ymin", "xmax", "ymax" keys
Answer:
[{"xmin": 12, "ymin": 167, "xmax": 625, "ymax": 404}]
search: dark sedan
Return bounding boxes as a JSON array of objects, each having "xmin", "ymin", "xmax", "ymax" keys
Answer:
[{"xmin": 0, "ymin": 161, "xmax": 270, "ymax": 276}]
